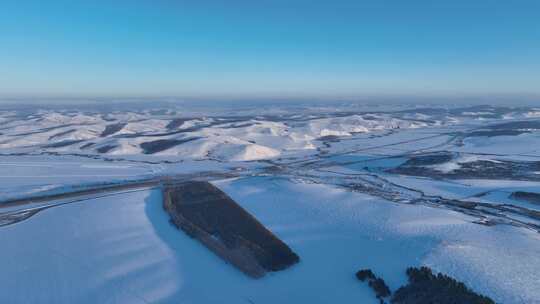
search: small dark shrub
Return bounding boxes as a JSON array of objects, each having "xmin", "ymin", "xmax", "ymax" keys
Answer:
[{"xmin": 356, "ymin": 269, "xmax": 375, "ymax": 281}]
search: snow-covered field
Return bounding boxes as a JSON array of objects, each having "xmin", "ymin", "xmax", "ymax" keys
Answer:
[
  {"xmin": 1, "ymin": 103, "xmax": 540, "ymax": 303},
  {"xmin": 2, "ymin": 178, "xmax": 539, "ymax": 303}
]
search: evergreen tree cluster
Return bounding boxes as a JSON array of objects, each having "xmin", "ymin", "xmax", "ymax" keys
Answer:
[
  {"xmin": 355, "ymin": 269, "xmax": 391, "ymax": 302},
  {"xmin": 392, "ymin": 267, "xmax": 495, "ymax": 304},
  {"xmin": 355, "ymin": 267, "xmax": 496, "ymax": 304}
]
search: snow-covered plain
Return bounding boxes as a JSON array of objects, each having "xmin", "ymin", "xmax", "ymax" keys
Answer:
[{"xmin": 1, "ymin": 103, "xmax": 540, "ymax": 303}]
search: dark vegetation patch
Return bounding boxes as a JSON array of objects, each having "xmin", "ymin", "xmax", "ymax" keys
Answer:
[
  {"xmin": 356, "ymin": 267, "xmax": 495, "ymax": 304},
  {"xmin": 101, "ymin": 115, "xmax": 117, "ymax": 122},
  {"xmin": 100, "ymin": 123, "xmax": 126, "ymax": 137},
  {"xmin": 43, "ymin": 139, "xmax": 85, "ymax": 148},
  {"xmin": 392, "ymin": 267, "xmax": 495, "ymax": 304},
  {"xmin": 48, "ymin": 129, "xmax": 76, "ymax": 140},
  {"xmin": 219, "ymin": 123, "xmax": 255, "ymax": 129},
  {"xmin": 163, "ymin": 181, "xmax": 299, "ymax": 278},
  {"xmin": 96, "ymin": 145, "xmax": 117, "ymax": 153},
  {"xmin": 140, "ymin": 137, "xmax": 200, "ymax": 154},
  {"xmin": 399, "ymin": 152, "xmax": 454, "ymax": 166},
  {"xmin": 391, "ymin": 153, "xmax": 540, "ymax": 181},
  {"xmin": 317, "ymin": 135, "xmax": 341, "ymax": 142},
  {"xmin": 80, "ymin": 142, "xmax": 95, "ymax": 149},
  {"xmin": 356, "ymin": 269, "xmax": 391, "ymax": 301},
  {"xmin": 166, "ymin": 118, "xmax": 193, "ymax": 130},
  {"xmin": 510, "ymin": 191, "xmax": 540, "ymax": 205}
]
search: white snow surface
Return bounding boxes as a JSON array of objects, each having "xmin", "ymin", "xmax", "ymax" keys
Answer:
[{"xmin": 1, "ymin": 178, "xmax": 539, "ymax": 303}]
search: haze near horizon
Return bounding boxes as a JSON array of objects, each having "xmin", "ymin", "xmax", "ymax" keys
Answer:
[{"xmin": 1, "ymin": 0, "xmax": 539, "ymax": 99}]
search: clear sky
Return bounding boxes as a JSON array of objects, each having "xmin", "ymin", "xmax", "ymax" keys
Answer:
[{"xmin": 1, "ymin": 0, "xmax": 539, "ymax": 99}]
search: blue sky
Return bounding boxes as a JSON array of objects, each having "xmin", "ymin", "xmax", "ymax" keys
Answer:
[{"xmin": 1, "ymin": 0, "xmax": 539, "ymax": 99}]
